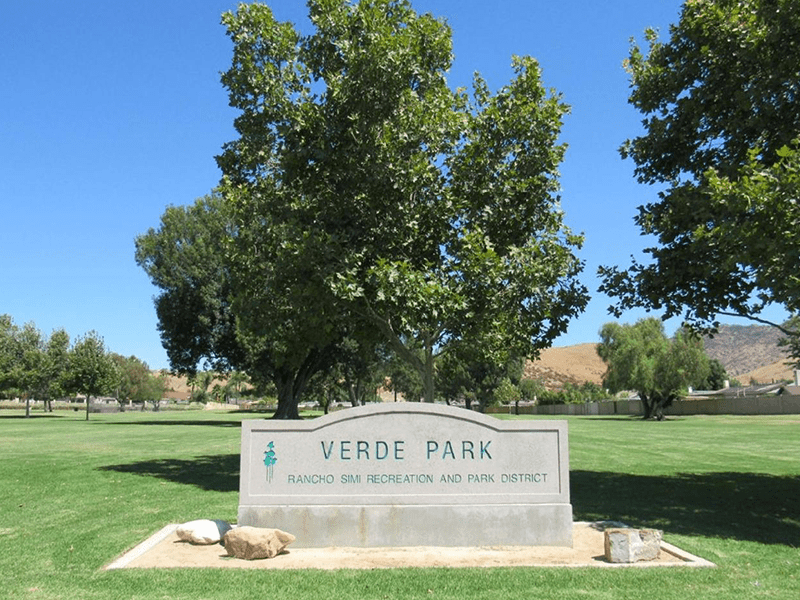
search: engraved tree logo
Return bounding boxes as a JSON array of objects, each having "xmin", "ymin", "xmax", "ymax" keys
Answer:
[{"xmin": 263, "ymin": 441, "xmax": 277, "ymax": 483}]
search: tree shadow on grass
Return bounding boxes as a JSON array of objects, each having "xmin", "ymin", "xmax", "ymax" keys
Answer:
[
  {"xmin": 572, "ymin": 470, "xmax": 800, "ymax": 547},
  {"xmin": 99, "ymin": 454, "xmax": 240, "ymax": 492},
  {"xmin": 0, "ymin": 414, "xmax": 66, "ymax": 419},
  {"xmin": 97, "ymin": 458, "xmax": 800, "ymax": 547}
]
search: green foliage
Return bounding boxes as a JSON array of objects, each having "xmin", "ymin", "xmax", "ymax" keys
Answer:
[
  {"xmin": 112, "ymin": 354, "xmax": 167, "ymax": 410},
  {"xmin": 0, "ymin": 317, "xmax": 44, "ymax": 415},
  {"xmin": 537, "ymin": 381, "xmax": 610, "ymax": 406},
  {"xmin": 600, "ymin": 0, "xmax": 800, "ymax": 349},
  {"xmin": 384, "ymin": 345, "xmax": 424, "ymax": 402},
  {"xmin": 493, "ymin": 377, "xmax": 521, "ymax": 406},
  {"xmin": 597, "ymin": 318, "xmax": 710, "ymax": 419},
  {"xmin": 216, "ymin": 0, "xmax": 588, "ymax": 406},
  {"xmin": 0, "ymin": 316, "xmax": 72, "ymax": 415},
  {"xmin": 39, "ymin": 328, "xmax": 71, "ymax": 411},
  {"xmin": 67, "ymin": 331, "xmax": 118, "ymax": 421},
  {"xmin": 518, "ymin": 378, "xmax": 546, "ymax": 402},
  {"xmin": 437, "ymin": 347, "xmax": 524, "ymax": 411},
  {"xmin": 134, "ymin": 194, "xmax": 244, "ymax": 376},
  {"xmin": 187, "ymin": 370, "xmax": 215, "ymax": 404},
  {"xmin": 779, "ymin": 314, "xmax": 800, "ymax": 368},
  {"xmin": 0, "ymin": 315, "xmax": 172, "ymax": 416},
  {"xmin": 135, "ymin": 192, "xmax": 346, "ymax": 419},
  {"xmin": 699, "ymin": 358, "xmax": 729, "ymax": 391}
]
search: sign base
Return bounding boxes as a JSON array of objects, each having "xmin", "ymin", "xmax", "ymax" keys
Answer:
[{"xmin": 239, "ymin": 503, "xmax": 573, "ymax": 548}]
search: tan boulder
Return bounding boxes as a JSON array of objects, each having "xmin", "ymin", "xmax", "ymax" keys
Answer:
[{"xmin": 223, "ymin": 526, "xmax": 296, "ymax": 560}]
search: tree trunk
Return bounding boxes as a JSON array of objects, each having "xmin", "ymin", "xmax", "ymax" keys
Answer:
[
  {"xmin": 640, "ymin": 393, "xmax": 654, "ymax": 420},
  {"xmin": 345, "ymin": 374, "xmax": 362, "ymax": 407},
  {"xmin": 25, "ymin": 397, "xmax": 31, "ymax": 418},
  {"xmin": 273, "ymin": 376, "xmax": 301, "ymax": 419},
  {"xmin": 85, "ymin": 395, "xmax": 90, "ymax": 421},
  {"xmin": 641, "ymin": 392, "xmax": 673, "ymax": 420},
  {"xmin": 271, "ymin": 360, "xmax": 316, "ymax": 420},
  {"xmin": 422, "ymin": 338, "xmax": 435, "ymax": 403}
]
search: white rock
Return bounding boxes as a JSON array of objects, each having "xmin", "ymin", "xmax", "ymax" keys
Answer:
[{"xmin": 176, "ymin": 519, "xmax": 232, "ymax": 545}]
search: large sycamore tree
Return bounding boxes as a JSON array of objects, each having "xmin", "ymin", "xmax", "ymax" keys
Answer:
[
  {"xmin": 217, "ymin": 0, "xmax": 588, "ymax": 407},
  {"xmin": 600, "ymin": 0, "xmax": 800, "ymax": 344}
]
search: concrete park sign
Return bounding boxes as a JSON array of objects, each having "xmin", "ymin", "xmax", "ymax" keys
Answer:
[{"xmin": 238, "ymin": 403, "xmax": 572, "ymax": 547}]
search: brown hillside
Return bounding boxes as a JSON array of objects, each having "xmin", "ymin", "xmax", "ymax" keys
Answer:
[
  {"xmin": 155, "ymin": 371, "xmax": 231, "ymax": 401},
  {"xmin": 525, "ymin": 344, "xmax": 605, "ymax": 390},
  {"xmin": 704, "ymin": 324, "xmax": 786, "ymax": 376},
  {"xmin": 737, "ymin": 360, "xmax": 794, "ymax": 385}
]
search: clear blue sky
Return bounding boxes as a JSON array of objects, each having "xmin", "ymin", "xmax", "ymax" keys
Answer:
[{"xmin": 1, "ymin": 1, "xmax": 783, "ymax": 370}]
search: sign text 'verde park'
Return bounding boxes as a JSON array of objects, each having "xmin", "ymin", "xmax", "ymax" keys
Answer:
[{"xmin": 319, "ymin": 439, "xmax": 493, "ymax": 461}]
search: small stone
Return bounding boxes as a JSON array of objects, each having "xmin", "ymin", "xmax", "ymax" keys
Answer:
[
  {"xmin": 223, "ymin": 526, "xmax": 296, "ymax": 560},
  {"xmin": 604, "ymin": 528, "xmax": 662, "ymax": 563},
  {"xmin": 176, "ymin": 519, "xmax": 232, "ymax": 545}
]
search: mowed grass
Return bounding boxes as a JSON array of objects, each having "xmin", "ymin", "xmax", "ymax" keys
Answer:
[{"xmin": 1, "ymin": 409, "xmax": 798, "ymax": 600}]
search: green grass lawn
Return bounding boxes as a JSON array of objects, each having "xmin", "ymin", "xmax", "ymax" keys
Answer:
[{"xmin": 1, "ymin": 409, "xmax": 798, "ymax": 599}]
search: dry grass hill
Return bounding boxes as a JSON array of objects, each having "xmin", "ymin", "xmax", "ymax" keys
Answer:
[
  {"xmin": 703, "ymin": 324, "xmax": 787, "ymax": 376},
  {"xmin": 525, "ymin": 344, "xmax": 606, "ymax": 389}
]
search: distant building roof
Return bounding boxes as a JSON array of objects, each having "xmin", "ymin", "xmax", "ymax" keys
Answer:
[{"xmin": 689, "ymin": 382, "xmax": 785, "ymax": 399}]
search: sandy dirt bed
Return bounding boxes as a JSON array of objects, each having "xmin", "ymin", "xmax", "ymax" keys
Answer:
[{"xmin": 108, "ymin": 522, "xmax": 708, "ymax": 570}]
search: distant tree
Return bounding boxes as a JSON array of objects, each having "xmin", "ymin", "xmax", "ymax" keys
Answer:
[
  {"xmin": 0, "ymin": 318, "xmax": 44, "ymax": 417},
  {"xmin": 36, "ymin": 328, "xmax": 71, "ymax": 413},
  {"xmin": 303, "ymin": 369, "xmax": 347, "ymax": 414},
  {"xmin": 437, "ymin": 351, "xmax": 472, "ymax": 406},
  {"xmin": 519, "ymin": 378, "xmax": 546, "ymax": 403},
  {"xmin": 699, "ymin": 359, "xmax": 729, "ymax": 391},
  {"xmin": 580, "ymin": 381, "xmax": 611, "ymax": 402},
  {"xmin": 67, "ymin": 332, "xmax": 118, "ymax": 421},
  {"xmin": 779, "ymin": 316, "xmax": 800, "ymax": 369},
  {"xmin": 1, "ymin": 319, "xmax": 72, "ymax": 414},
  {"xmin": 333, "ymin": 338, "xmax": 386, "ymax": 407},
  {"xmin": 187, "ymin": 371, "xmax": 215, "ymax": 404},
  {"xmin": 597, "ymin": 319, "xmax": 710, "ymax": 420},
  {"xmin": 113, "ymin": 355, "xmax": 167, "ymax": 411},
  {"xmin": 0, "ymin": 315, "xmax": 14, "ymax": 397},
  {"xmin": 221, "ymin": 371, "xmax": 249, "ymax": 404},
  {"xmin": 546, "ymin": 381, "xmax": 609, "ymax": 405},
  {"xmin": 384, "ymin": 345, "xmax": 425, "ymax": 403},
  {"xmin": 600, "ymin": 0, "xmax": 800, "ymax": 350},
  {"xmin": 494, "ymin": 378, "xmax": 521, "ymax": 406},
  {"xmin": 437, "ymin": 345, "xmax": 524, "ymax": 412}
]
